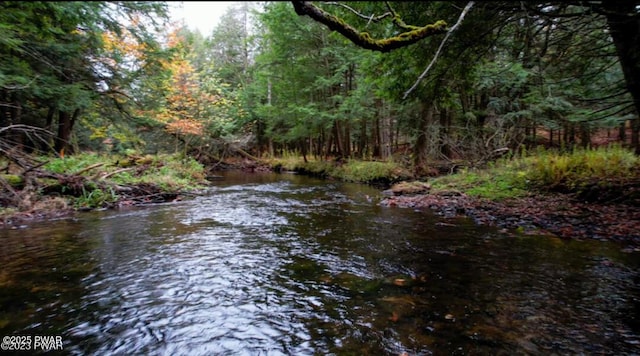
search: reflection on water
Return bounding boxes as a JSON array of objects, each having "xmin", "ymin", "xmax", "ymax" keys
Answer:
[{"xmin": 0, "ymin": 171, "xmax": 639, "ymax": 355}]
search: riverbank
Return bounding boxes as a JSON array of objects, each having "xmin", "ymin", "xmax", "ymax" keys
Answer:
[
  {"xmin": 377, "ymin": 147, "xmax": 640, "ymax": 246},
  {"xmin": 380, "ymin": 188, "xmax": 640, "ymax": 247},
  {"xmin": 3, "ymin": 147, "xmax": 639, "ymax": 248},
  {"xmin": 0, "ymin": 152, "xmax": 208, "ymax": 227}
]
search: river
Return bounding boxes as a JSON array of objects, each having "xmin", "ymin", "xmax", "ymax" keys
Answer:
[{"xmin": 1, "ymin": 171, "xmax": 639, "ymax": 355}]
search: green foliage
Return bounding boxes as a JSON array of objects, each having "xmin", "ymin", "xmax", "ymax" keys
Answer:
[
  {"xmin": 3, "ymin": 0, "xmax": 638, "ymax": 175},
  {"xmin": 268, "ymin": 155, "xmax": 410, "ymax": 184},
  {"xmin": 44, "ymin": 152, "xmax": 206, "ymax": 193},
  {"xmin": 1, "ymin": 174, "xmax": 24, "ymax": 188},
  {"xmin": 525, "ymin": 145, "xmax": 639, "ymax": 191},
  {"xmin": 333, "ymin": 161, "xmax": 409, "ymax": 183},
  {"xmin": 74, "ymin": 186, "xmax": 117, "ymax": 209},
  {"xmin": 44, "ymin": 153, "xmax": 106, "ymax": 174},
  {"xmin": 430, "ymin": 162, "xmax": 529, "ymax": 200},
  {"xmin": 264, "ymin": 151, "xmax": 306, "ymax": 171},
  {"xmin": 109, "ymin": 154, "xmax": 206, "ymax": 191},
  {"xmin": 0, "ymin": 1, "xmax": 169, "ymax": 154},
  {"xmin": 430, "ymin": 145, "xmax": 639, "ymax": 200}
]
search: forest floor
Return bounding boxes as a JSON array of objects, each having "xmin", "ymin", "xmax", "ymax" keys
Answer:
[{"xmin": 380, "ymin": 188, "xmax": 640, "ymax": 247}]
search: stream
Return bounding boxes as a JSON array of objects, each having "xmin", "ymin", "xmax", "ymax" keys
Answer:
[{"xmin": 1, "ymin": 171, "xmax": 639, "ymax": 355}]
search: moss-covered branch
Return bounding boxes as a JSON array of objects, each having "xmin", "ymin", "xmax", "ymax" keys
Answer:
[
  {"xmin": 385, "ymin": 2, "xmax": 422, "ymax": 31},
  {"xmin": 291, "ymin": 1, "xmax": 447, "ymax": 52}
]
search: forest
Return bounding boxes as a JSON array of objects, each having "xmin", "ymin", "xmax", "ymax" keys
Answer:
[
  {"xmin": 3, "ymin": 3, "xmax": 640, "ymax": 354},
  {"xmin": 0, "ymin": 1, "xmax": 639, "ymax": 230}
]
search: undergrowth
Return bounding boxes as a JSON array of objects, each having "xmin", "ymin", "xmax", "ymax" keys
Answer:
[
  {"xmin": 524, "ymin": 145, "xmax": 638, "ymax": 191},
  {"xmin": 267, "ymin": 155, "xmax": 411, "ymax": 184},
  {"xmin": 41, "ymin": 152, "xmax": 206, "ymax": 209},
  {"xmin": 430, "ymin": 145, "xmax": 639, "ymax": 201},
  {"xmin": 44, "ymin": 152, "xmax": 206, "ymax": 191},
  {"xmin": 430, "ymin": 162, "xmax": 529, "ymax": 200}
]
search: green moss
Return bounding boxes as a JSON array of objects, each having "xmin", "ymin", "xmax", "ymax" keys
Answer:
[
  {"xmin": 368, "ymin": 20, "xmax": 448, "ymax": 50},
  {"xmin": 1, "ymin": 174, "xmax": 23, "ymax": 188},
  {"xmin": 430, "ymin": 165, "xmax": 528, "ymax": 201}
]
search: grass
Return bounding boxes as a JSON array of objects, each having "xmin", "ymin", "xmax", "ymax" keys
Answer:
[
  {"xmin": 334, "ymin": 160, "xmax": 409, "ymax": 183},
  {"xmin": 266, "ymin": 146, "xmax": 639, "ymax": 201},
  {"xmin": 74, "ymin": 186, "xmax": 118, "ymax": 209},
  {"xmin": 524, "ymin": 145, "xmax": 638, "ymax": 191},
  {"xmin": 43, "ymin": 152, "xmax": 206, "ymax": 192},
  {"xmin": 267, "ymin": 154, "xmax": 411, "ymax": 184},
  {"xmin": 10, "ymin": 145, "xmax": 636, "ymax": 213},
  {"xmin": 40, "ymin": 152, "xmax": 207, "ymax": 209},
  {"xmin": 430, "ymin": 162, "xmax": 529, "ymax": 200},
  {"xmin": 429, "ymin": 145, "xmax": 639, "ymax": 201},
  {"xmin": 109, "ymin": 155, "xmax": 206, "ymax": 191}
]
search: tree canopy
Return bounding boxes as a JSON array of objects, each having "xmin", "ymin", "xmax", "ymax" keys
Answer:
[{"xmin": 1, "ymin": 0, "xmax": 638, "ymax": 173}]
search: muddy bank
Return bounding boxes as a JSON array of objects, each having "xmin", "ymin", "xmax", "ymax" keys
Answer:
[
  {"xmin": 381, "ymin": 190, "xmax": 640, "ymax": 247},
  {"xmin": 0, "ymin": 183, "xmax": 188, "ymax": 228}
]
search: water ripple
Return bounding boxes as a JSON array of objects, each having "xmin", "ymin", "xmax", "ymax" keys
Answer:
[{"xmin": 1, "ymin": 173, "xmax": 638, "ymax": 355}]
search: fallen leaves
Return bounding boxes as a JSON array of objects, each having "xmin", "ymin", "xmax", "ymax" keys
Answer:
[
  {"xmin": 381, "ymin": 191, "xmax": 640, "ymax": 245},
  {"xmin": 445, "ymin": 313, "xmax": 455, "ymax": 321},
  {"xmin": 393, "ymin": 278, "xmax": 406, "ymax": 286}
]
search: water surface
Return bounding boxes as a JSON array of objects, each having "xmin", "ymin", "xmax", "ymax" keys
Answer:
[{"xmin": 1, "ymin": 171, "xmax": 639, "ymax": 355}]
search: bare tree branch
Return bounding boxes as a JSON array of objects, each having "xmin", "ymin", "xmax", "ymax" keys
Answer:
[
  {"xmin": 0, "ymin": 124, "xmax": 53, "ymax": 136},
  {"xmin": 291, "ymin": 1, "xmax": 448, "ymax": 52},
  {"xmin": 403, "ymin": 1, "xmax": 475, "ymax": 99},
  {"xmin": 322, "ymin": 2, "xmax": 393, "ymax": 23},
  {"xmin": 1, "ymin": 76, "xmax": 39, "ymax": 91}
]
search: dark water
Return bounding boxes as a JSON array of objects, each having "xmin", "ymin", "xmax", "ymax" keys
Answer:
[{"xmin": 1, "ymin": 172, "xmax": 639, "ymax": 355}]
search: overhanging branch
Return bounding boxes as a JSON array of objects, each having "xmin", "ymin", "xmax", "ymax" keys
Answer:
[
  {"xmin": 322, "ymin": 2, "xmax": 393, "ymax": 23},
  {"xmin": 403, "ymin": 1, "xmax": 475, "ymax": 99},
  {"xmin": 291, "ymin": 1, "xmax": 447, "ymax": 52}
]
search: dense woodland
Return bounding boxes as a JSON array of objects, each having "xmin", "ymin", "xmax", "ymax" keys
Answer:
[{"xmin": 1, "ymin": 1, "xmax": 639, "ymax": 177}]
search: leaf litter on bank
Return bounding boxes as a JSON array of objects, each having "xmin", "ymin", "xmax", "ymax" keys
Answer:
[{"xmin": 381, "ymin": 190, "xmax": 640, "ymax": 246}]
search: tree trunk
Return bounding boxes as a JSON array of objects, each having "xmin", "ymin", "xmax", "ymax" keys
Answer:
[
  {"xmin": 358, "ymin": 119, "xmax": 367, "ymax": 158},
  {"xmin": 333, "ymin": 120, "xmax": 344, "ymax": 158},
  {"xmin": 381, "ymin": 114, "xmax": 392, "ymax": 159},
  {"xmin": 579, "ymin": 123, "xmax": 591, "ymax": 149},
  {"xmin": 300, "ymin": 139, "xmax": 308, "ymax": 163},
  {"xmin": 343, "ymin": 121, "xmax": 351, "ymax": 158},
  {"xmin": 619, "ymin": 120, "xmax": 627, "ymax": 143},
  {"xmin": 54, "ymin": 108, "xmax": 80, "ymax": 154},
  {"xmin": 439, "ymin": 107, "xmax": 452, "ymax": 158},
  {"xmin": 563, "ymin": 121, "xmax": 575, "ymax": 148},
  {"xmin": 414, "ymin": 103, "xmax": 433, "ymax": 176},
  {"xmin": 9, "ymin": 93, "xmax": 23, "ymax": 148},
  {"xmin": 324, "ymin": 128, "xmax": 333, "ymax": 160},
  {"xmin": 372, "ymin": 117, "xmax": 381, "ymax": 158},
  {"xmin": 372, "ymin": 99, "xmax": 382, "ymax": 158},
  {"xmin": 604, "ymin": 1, "xmax": 640, "ymax": 118},
  {"xmin": 632, "ymin": 118, "xmax": 640, "ymax": 154}
]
